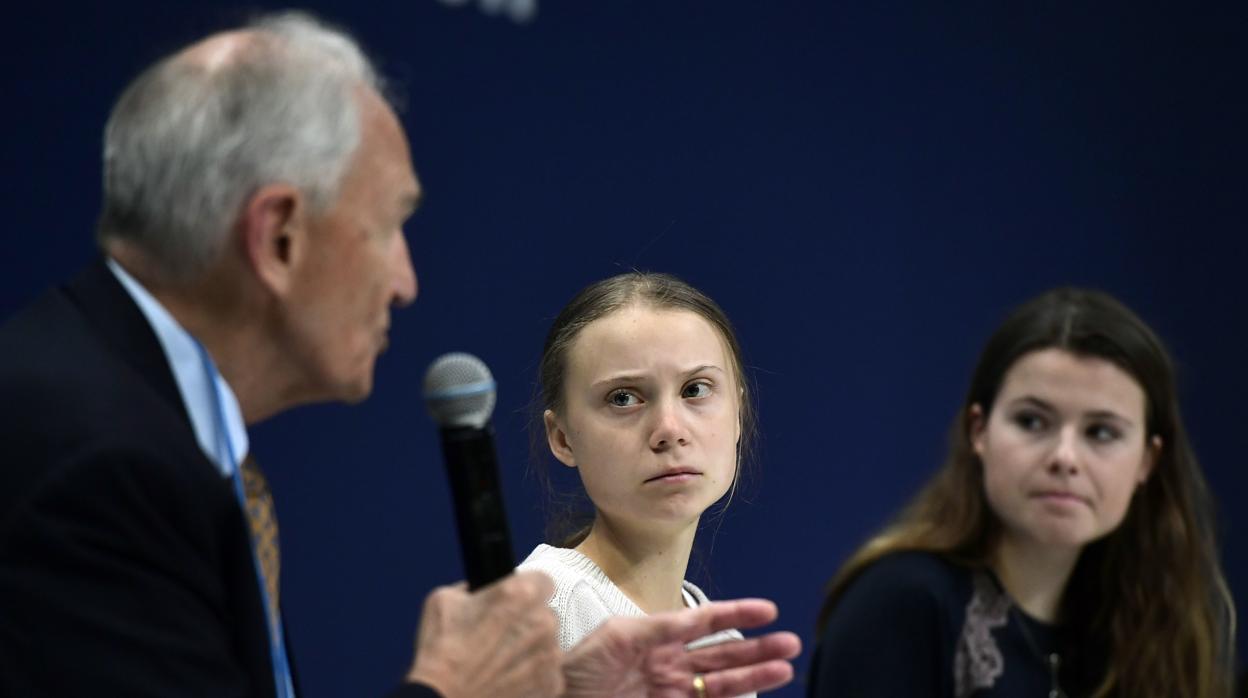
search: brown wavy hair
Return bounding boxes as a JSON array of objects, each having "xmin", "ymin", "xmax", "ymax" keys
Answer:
[
  {"xmin": 816, "ymin": 287, "xmax": 1236, "ymax": 697},
  {"xmin": 530, "ymin": 271, "xmax": 756, "ymax": 548}
]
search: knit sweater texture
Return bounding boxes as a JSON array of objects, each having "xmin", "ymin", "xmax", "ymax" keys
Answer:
[{"xmin": 519, "ymin": 544, "xmax": 748, "ymax": 660}]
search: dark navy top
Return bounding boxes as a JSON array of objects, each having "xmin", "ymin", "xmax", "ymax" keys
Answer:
[{"xmin": 808, "ymin": 551, "xmax": 1093, "ymax": 697}]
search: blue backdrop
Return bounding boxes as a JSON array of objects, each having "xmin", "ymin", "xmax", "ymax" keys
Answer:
[{"xmin": 4, "ymin": 2, "xmax": 1245, "ymax": 695}]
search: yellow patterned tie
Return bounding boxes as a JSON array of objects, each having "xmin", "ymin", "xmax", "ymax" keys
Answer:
[{"xmin": 241, "ymin": 455, "xmax": 281, "ymax": 627}]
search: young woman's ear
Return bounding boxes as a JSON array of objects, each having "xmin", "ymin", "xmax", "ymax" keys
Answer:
[
  {"xmin": 968, "ymin": 403, "xmax": 987, "ymax": 456},
  {"xmin": 1139, "ymin": 434, "xmax": 1163, "ymax": 485},
  {"xmin": 736, "ymin": 386, "xmax": 745, "ymax": 446},
  {"xmin": 544, "ymin": 409, "xmax": 577, "ymax": 468}
]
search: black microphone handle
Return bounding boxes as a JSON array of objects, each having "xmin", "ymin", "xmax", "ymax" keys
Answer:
[{"xmin": 439, "ymin": 424, "xmax": 516, "ymax": 590}]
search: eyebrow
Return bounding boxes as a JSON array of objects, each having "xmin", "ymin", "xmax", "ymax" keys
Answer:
[
  {"xmin": 1008, "ymin": 396, "xmax": 1055, "ymax": 412},
  {"xmin": 590, "ymin": 364, "xmax": 725, "ymax": 390},
  {"xmin": 1084, "ymin": 409, "xmax": 1135, "ymax": 426},
  {"xmin": 1007, "ymin": 395, "xmax": 1135, "ymax": 426}
]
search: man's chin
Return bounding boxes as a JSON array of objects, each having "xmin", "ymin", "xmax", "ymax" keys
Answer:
[
  {"xmin": 326, "ymin": 363, "xmax": 376, "ymax": 405},
  {"xmin": 306, "ymin": 356, "xmax": 378, "ymax": 406},
  {"xmin": 339, "ymin": 375, "xmax": 375, "ymax": 404}
]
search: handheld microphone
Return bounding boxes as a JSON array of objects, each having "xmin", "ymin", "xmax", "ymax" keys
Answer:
[{"xmin": 422, "ymin": 352, "xmax": 515, "ymax": 590}]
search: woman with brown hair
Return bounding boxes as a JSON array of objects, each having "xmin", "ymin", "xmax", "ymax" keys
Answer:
[{"xmin": 809, "ymin": 287, "xmax": 1236, "ymax": 697}]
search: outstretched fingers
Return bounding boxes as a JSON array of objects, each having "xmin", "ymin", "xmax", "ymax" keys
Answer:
[
  {"xmin": 701, "ymin": 659, "xmax": 796, "ymax": 697},
  {"xmin": 688, "ymin": 631, "xmax": 802, "ymax": 674},
  {"xmin": 641, "ymin": 599, "xmax": 780, "ymax": 647}
]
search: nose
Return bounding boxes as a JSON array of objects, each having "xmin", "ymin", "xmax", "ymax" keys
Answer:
[
  {"xmin": 1047, "ymin": 425, "xmax": 1081, "ymax": 476},
  {"xmin": 391, "ymin": 232, "xmax": 418, "ymax": 307},
  {"xmin": 648, "ymin": 398, "xmax": 690, "ymax": 451}
]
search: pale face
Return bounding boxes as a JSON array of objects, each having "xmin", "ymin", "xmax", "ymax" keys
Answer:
[
  {"xmin": 285, "ymin": 89, "xmax": 421, "ymax": 403},
  {"xmin": 546, "ymin": 306, "xmax": 741, "ymax": 532},
  {"xmin": 972, "ymin": 348, "xmax": 1159, "ymax": 553}
]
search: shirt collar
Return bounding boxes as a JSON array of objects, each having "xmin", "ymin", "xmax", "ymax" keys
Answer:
[{"xmin": 107, "ymin": 258, "xmax": 249, "ymax": 476}]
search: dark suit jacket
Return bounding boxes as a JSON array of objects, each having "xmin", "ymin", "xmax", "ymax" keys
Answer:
[{"xmin": 0, "ymin": 262, "xmax": 437, "ymax": 698}]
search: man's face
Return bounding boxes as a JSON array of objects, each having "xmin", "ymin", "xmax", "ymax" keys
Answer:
[{"xmin": 285, "ymin": 88, "xmax": 421, "ymax": 403}]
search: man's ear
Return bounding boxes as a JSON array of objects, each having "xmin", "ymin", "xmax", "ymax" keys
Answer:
[
  {"xmin": 544, "ymin": 409, "xmax": 577, "ymax": 468},
  {"xmin": 968, "ymin": 403, "xmax": 987, "ymax": 456},
  {"xmin": 239, "ymin": 183, "xmax": 304, "ymax": 296}
]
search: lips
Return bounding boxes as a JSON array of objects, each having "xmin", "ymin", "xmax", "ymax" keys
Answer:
[
  {"xmin": 644, "ymin": 468, "xmax": 703, "ymax": 484},
  {"xmin": 1030, "ymin": 490, "xmax": 1090, "ymax": 506}
]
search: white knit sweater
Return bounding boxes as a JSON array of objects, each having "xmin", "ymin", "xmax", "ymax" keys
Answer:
[{"xmin": 519, "ymin": 544, "xmax": 754, "ymax": 697}]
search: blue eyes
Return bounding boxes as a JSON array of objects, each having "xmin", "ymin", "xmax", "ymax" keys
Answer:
[
  {"xmin": 606, "ymin": 381, "xmax": 712, "ymax": 407},
  {"xmin": 682, "ymin": 382, "xmax": 712, "ymax": 399},
  {"xmin": 1011, "ymin": 411, "xmax": 1122, "ymax": 442},
  {"xmin": 1014, "ymin": 412, "xmax": 1047, "ymax": 432},
  {"xmin": 1087, "ymin": 424, "xmax": 1122, "ymax": 442},
  {"xmin": 608, "ymin": 391, "xmax": 640, "ymax": 407}
]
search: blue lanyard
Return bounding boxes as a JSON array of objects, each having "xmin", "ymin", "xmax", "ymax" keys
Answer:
[{"xmin": 194, "ymin": 340, "xmax": 296, "ymax": 698}]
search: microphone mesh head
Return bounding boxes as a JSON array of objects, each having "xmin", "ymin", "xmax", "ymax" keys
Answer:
[{"xmin": 423, "ymin": 352, "xmax": 497, "ymax": 428}]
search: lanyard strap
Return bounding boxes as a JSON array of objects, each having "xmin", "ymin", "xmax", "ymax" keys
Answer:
[{"xmin": 194, "ymin": 340, "xmax": 296, "ymax": 698}]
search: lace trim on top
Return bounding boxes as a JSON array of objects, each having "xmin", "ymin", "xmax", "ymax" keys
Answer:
[{"xmin": 953, "ymin": 571, "xmax": 1011, "ymax": 697}]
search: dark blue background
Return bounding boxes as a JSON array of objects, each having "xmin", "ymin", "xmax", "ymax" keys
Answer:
[{"xmin": 4, "ymin": 2, "xmax": 1244, "ymax": 695}]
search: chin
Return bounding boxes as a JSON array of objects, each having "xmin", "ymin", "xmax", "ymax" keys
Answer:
[
  {"xmin": 339, "ymin": 389, "xmax": 372, "ymax": 405},
  {"xmin": 1025, "ymin": 524, "xmax": 1095, "ymax": 551},
  {"xmin": 335, "ymin": 356, "xmax": 379, "ymax": 403},
  {"xmin": 646, "ymin": 500, "xmax": 712, "ymax": 526},
  {"xmin": 340, "ymin": 378, "xmax": 375, "ymax": 404},
  {"xmin": 322, "ymin": 369, "xmax": 375, "ymax": 405}
]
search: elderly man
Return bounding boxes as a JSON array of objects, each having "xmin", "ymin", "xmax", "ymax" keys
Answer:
[{"xmin": 0, "ymin": 11, "xmax": 798, "ymax": 698}]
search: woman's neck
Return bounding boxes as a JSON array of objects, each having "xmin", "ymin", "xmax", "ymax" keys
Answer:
[
  {"xmin": 576, "ymin": 515, "xmax": 698, "ymax": 614},
  {"xmin": 991, "ymin": 535, "xmax": 1082, "ymax": 623}
]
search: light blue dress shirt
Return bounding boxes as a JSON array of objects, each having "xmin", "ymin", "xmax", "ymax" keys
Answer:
[
  {"xmin": 106, "ymin": 258, "xmax": 294, "ymax": 697},
  {"xmin": 107, "ymin": 258, "xmax": 248, "ymax": 475}
]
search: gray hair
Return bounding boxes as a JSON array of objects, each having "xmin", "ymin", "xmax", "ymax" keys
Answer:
[{"xmin": 97, "ymin": 11, "xmax": 383, "ymax": 281}]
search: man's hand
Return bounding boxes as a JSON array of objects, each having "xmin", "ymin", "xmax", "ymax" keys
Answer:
[
  {"xmin": 405, "ymin": 571, "xmax": 563, "ymax": 698},
  {"xmin": 562, "ymin": 599, "xmax": 801, "ymax": 697}
]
